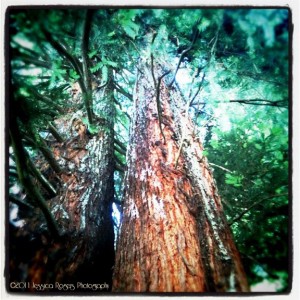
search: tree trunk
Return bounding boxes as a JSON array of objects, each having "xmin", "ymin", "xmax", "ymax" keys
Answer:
[
  {"xmin": 50, "ymin": 80, "xmax": 115, "ymax": 285},
  {"xmin": 112, "ymin": 65, "xmax": 249, "ymax": 292},
  {"xmin": 8, "ymin": 79, "xmax": 115, "ymax": 290}
]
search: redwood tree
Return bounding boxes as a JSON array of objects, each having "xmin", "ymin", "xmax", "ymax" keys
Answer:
[
  {"xmin": 7, "ymin": 9, "xmax": 116, "ymax": 288},
  {"xmin": 112, "ymin": 63, "xmax": 249, "ymax": 292},
  {"xmin": 7, "ymin": 7, "xmax": 289, "ymax": 293}
]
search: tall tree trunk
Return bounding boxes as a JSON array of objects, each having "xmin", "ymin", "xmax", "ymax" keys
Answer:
[
  {"xmin": 50, "ymin": 79, "xmax": 115, "ymax": 285},
  {"xmin": 8, "ymin": 79, "xmax": 115, "ymax": 290},
  {"xmin": 112, "ymin": 65, "xmax": 249, "ymax": 292}
]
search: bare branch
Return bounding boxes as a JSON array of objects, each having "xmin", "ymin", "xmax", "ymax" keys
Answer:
[
  {"xmin": 191, "ymin": 98, "xmax": 288, "ymax": 108},
  {"xmin": 23, "ymin": 134, "xmax": 63, "ymax": 175},
  {"xmin": 114, "ymin": 138, "xmax": 127, "ymax": 153},
  {"xmin": 168, "ymin": 21, "xmax": 200, "ymax": 88},
  {"xmin": 114, "ymin": 97, "xmax": 132, "ymax": 121},
  {"xmin": 189, "ymin": 72, "xmax": 206, "ymax": 106},
  {"xmin": 30, "ymin": 89, "xmax": 64, "ymax": 113},
  {"xmin": 114, "ymin": 145, "xmax": 126, "ymax": 156},
  {"xmin": 114, "ymin": 82, "xmax": 133, "ymax": 101},
  {"xmin": 10, "ymin": 126, "xmax": 60, "ymax": 238},
  {"xmin": 81, "ymin": 9, "xmax": 95, "ymax": 123},
  {"xmin": 48, "ymin": 122, "xmax": 64, "ymax": 143},
  {"xmin": 229, "ymin": 193, "xmax": 289, "ymax": 226},
  {"xmin": 156, "ymin": 70, "xmax": 171, "ymax": 144},
  {"xmin": 26, "ymin": 149, "xmax": 57, "ymax": 197},
  {"xmin": 42, "ymin": 28, "xmax": 84, "ymax": 85},
  {"xmin": 9, "ymin": 194, "xmax": 34, "ymax": 210},
  {"xmin": 209, "ymin": 162, "xmax": 233, "ymax": 173}
]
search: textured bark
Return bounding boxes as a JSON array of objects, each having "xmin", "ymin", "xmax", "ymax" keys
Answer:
[
  {"xmin": 112, "ymin": 65, "xmax": 249, "ymax": 292},
  {"xmin": 48, "ymin": 79, "xmax": 115, "ymax": 284},
  {"xmin": 8, "ymin": 80, "xmax": 115, "ymax": 290}
]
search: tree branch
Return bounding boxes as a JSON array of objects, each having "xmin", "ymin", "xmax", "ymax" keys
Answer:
[
  {"xmin": 10, "ymin": 126, "xmax": 60, "ymax": 238},
  {"xmin": 114, "ymin": 82, "xmax": 133, "ymax": 101},
  {"xmin": 114, "ymin": 154, "xmax": 126, "ymax": 170},
  {"xmin": 228, "ymin": 99, "xmax": 288, "ymax": 108},
  {"xmin": 209, "ymin": 162, "xmax": 233, "ymax": 173},
  {"xmin": 30, "ymin": 88, "xmax": 64, "ymax": 113},
  {"xmin": 43, "ymin": 25, "xmax": 95, "ymax": 124},
  {"xmin": 168, "ymin": 21, "xmax": 200, "ymax": 88},
  {"xmin": 26, "ymin": 149, "xmax": 57, "ymax": 197},
  {"xmin": 81, "ymin": 9, "xmax": 95, "ymax": 124},
  {"xmin": 23, "ymin": 134, "xmax": 63, "ymax": 175},
  {"xmin": 114, "ymin": 97, "xmax": 132, "ymax": 121},
  {"xmin": 191, "ymin": 99, "xmax": 288, "ymax": 108},
  {"xmin": 229, "ymin": 193, "xmax": 289, "ymax": 226},
  {"xmin": 43, "ymin": 28, "xmax": 84, "ymax": 85},
  {"xmin": 19, "ymin": 56, "xmax": 52, "ymax": 69},
  {"xmin": 114, "ymin": 145, "xmax": 126, "ymax": 156},
  {"xmin": 114, "ymin": 138, "xmax": 127, "ymax": 153},
  {"xmin": 48, "ymin": 122, "xmax": 64, "ymax": 143},
  {"xmin": 156, "ymin": 70, "xmax": 171, "ymax": 144},
  {"xmin": 115, "ymin": 164, "xmax": 126, "ymax": 173},
  {"xmin": 9, "ymin": 194, "xmax": 34, "ymax": 210},
  {"xmin": 189, "ymin": 72, "xmax": 206, "ymax": 106}
]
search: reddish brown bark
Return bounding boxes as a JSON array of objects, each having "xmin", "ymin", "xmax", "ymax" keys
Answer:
[
  {"xmin": 112, "ymin": 67, "xmax": 249, "ymax": 292},
  {"xmin": 48, "ymin": 81, "xmax": 115, "ymax": 285},
  {"xmin": 8, "ymin": 81, "xmax": 115, "ymax": 289}
]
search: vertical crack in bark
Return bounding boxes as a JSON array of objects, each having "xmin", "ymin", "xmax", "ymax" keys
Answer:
[
  {"xmin": 169, "ymin": 84, "xmax": 249, "ymax": 292},
  {"xmin": 113, "ymin": 64, "xmax": 248, "ymax": 292},
  {"xmin": 177, "ymin": 233, "xmax": 197, "ymax": 276}
]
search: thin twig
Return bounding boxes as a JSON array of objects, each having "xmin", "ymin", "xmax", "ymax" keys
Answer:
[
  {"xmin": 191, "ymin": 99, "xmax": 288, "ymax": 108},
  {"xmin": 189, "ymin": 72, "xmax": 206, "ymax": 106},
  {"xmin": 168, "ymin": 20, "xmax": 200, "ymax": 88},
  {"xmin": 229, "ymin": 193, "xmax": 289, "ymax": 226},
  {"xmin": 156, "ymin": 70, "xmax": 171, "ymax": 144},
  {"xmin": 209, "ymin": 162, "xmax": 233, "ymax": 173}
]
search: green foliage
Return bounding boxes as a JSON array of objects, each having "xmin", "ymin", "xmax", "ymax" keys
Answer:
[
  {"xmin": 205, "ymin": 104, "xmax": 289, "ymax": 289},
  {"xmin": 117, "ymin": 9, "xmax": 141, "ymax": 40},
  {"xmin": 225, "ymin": 173, "xmax": 244, "ymax": 187},
  {"xmin": 8, "ymin": 7, "xmax": 289, "ymax": 291},
  {"xmin": 69, "ymin": 69, "xmax": 80, "ymax": 81}
]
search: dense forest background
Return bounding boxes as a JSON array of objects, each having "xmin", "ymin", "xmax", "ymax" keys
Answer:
[{"xmin": 6, "ymin": 7, "xmax": 290, "ymax": 293}]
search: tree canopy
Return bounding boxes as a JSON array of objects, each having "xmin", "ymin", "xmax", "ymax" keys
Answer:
[{"xmin": 7, "ymin": 7, "xmax": 290, "ymax": 292}]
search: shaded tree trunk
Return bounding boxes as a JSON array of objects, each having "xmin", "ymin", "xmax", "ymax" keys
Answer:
[
  {"xmin": 49, "ymin": 79, "xmax": 115, "ymax": 285},
  {"xmin": 112, "ymin": 64, "xmax": 249, "ymax": 292},
  {"xmin": 8, "ymin": 79, "xmax": 115, "ymax": 290}
]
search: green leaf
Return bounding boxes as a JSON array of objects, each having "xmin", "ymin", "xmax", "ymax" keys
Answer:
[
  {"xmin": 225, "ymin": 173, "xmax": 244, "ymax": 187},
  {"xmin": 102, "ymin": 57, "xmax": 118, "ymax": 68},
  {"xmin": 88, "ymin": 50, "xmax": 98, "ymax": 59},
  {"xmin": 210, "ymin": 140, "xmax": 219, "ymax": 149},
  {"xmin": 120, "ymin": 16, "xmax": 140, "ymax": 40},
  {"xmin": 254, "ymin": 143, "xmax": 263, "ymax": 150},
  {"xmin": 274, "ymin": 151, "xmax": 283, "ymax": 161},
  {"xmin": 198, "ymin": 18, "xmax": 210, "ymax": 32},
  {"xmin": 261, "ymin": 127, "xmax": 271, "ymax": 139},
  {"xmin": 107, "ymin": 31, "xmax": 115, "ymax": 37},
  {"xmin": 82, "ymin": 117, "xmax": 88, "ymax": 125},
  {"xmin": 123, "ymin": 24, "xmax": 138, "ymax": 39},
  {"xmin": 90, "ymin": 62, "xmax": 103, "ymax": 73},
  {"xmin": 69, "ymin": 69, "xmax": 80, "ymax": 81}
]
